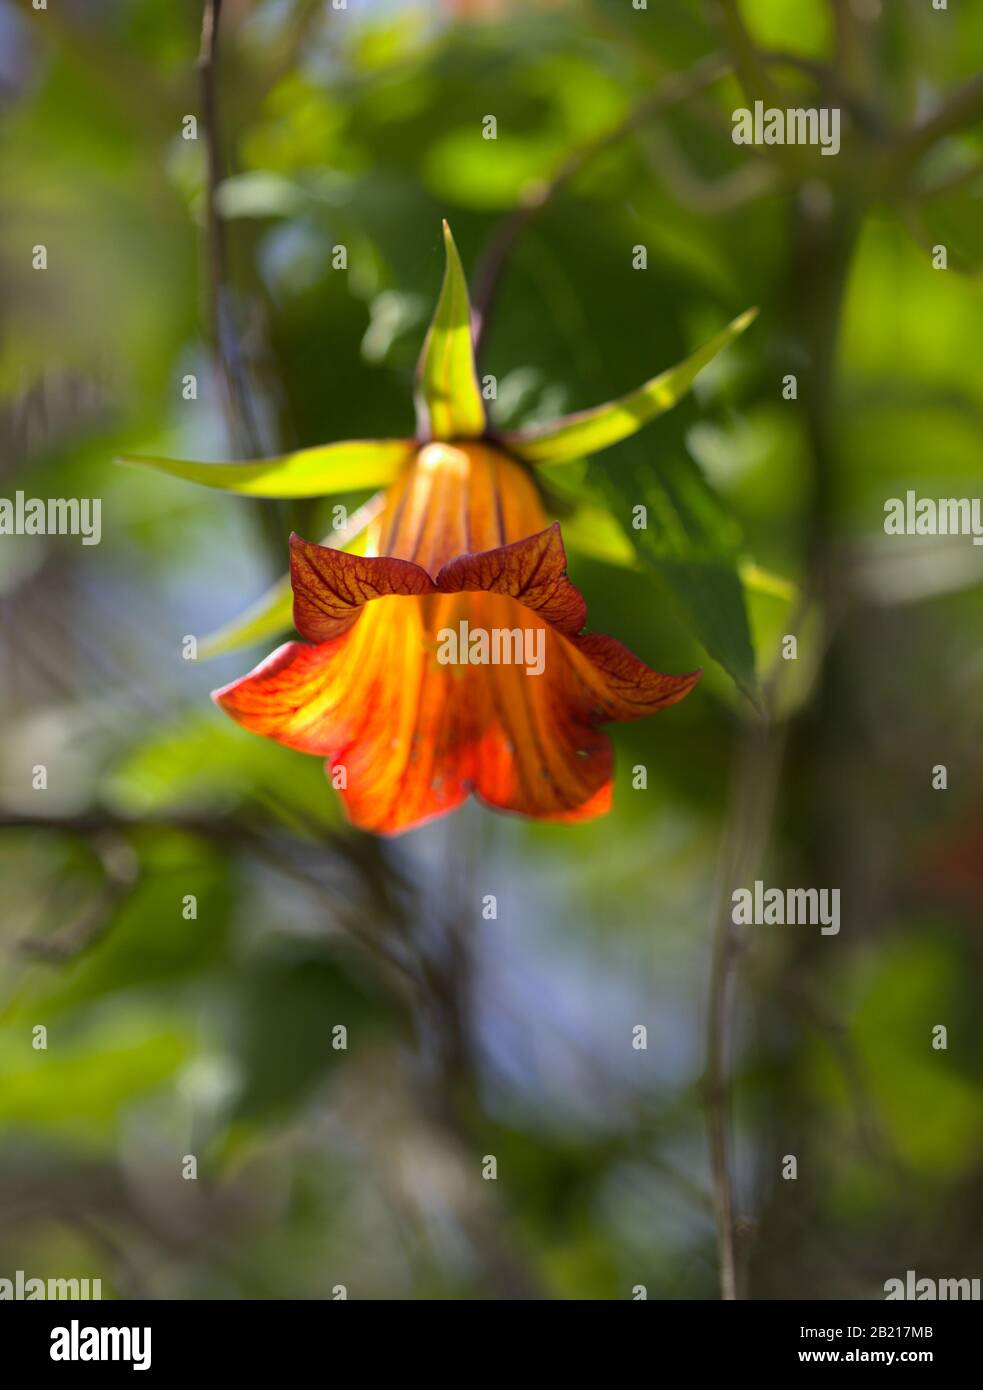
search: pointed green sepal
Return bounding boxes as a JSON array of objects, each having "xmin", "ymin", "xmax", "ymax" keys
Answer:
[
  {"xmin": 504, "ymin": 308, "xmax": 758, "ymax": 466},
  {"xmin": 414, "ymin": 221, "xmax": 486, "ymax": 441},
  {"xmin": 117, "ymin": 438, "xmax": 414, "ymax": 498},
  {"xmin": 199, "ymin": 572, "xmax": 295, "ymax": 659}
]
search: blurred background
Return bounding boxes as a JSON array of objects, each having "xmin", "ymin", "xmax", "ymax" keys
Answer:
[{"xmin": 1, "ymin": 0, "xmax": 982, "ymax": 1300}]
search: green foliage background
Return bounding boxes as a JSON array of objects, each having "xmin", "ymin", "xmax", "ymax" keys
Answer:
[{"xmin": 0, "ymin": 0, "xmax": 981, "ymax": 1299}]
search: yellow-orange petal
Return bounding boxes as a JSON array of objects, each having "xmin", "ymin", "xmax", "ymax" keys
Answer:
[
  {"xmin": 370, "ymin": 440, "xmax": 548, "ymax": 573},
  {"xmin": 215, "ymin": 525, "xmax": 700, "ymax": 835}
]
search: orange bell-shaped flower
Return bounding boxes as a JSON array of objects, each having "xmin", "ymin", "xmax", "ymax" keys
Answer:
[
  {"xmin": 123, "ymin": 223, "xmax": 756, "ymax": 834},
  {"xmin": 214, "ymin": 441, "xmax": 699, "ymax": 833}
]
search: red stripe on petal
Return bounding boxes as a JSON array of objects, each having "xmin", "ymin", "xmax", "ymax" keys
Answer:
[
  {"xmin": 212, "ymin": 639, "xmax": 348, "ymax": 755},
  {"xmin": 435, "ymin": 522, "xmax": 586, "ymax": 635},
  {"xmin": 569, "ymin": 632, "xmax": 702, "ymax": 720},
  {"xmin": 289, "ymin": 532, "xmax": 435, "ymax": 643}
]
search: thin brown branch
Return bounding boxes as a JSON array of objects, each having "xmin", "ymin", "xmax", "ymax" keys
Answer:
[
  {"xmin": 703, "ymin": 179, "xmax": 861, "ymax": 1301},
  {"xmin": 197, "ymin": 0, "xmax": 263, "ymax": 456},
  {"xmin": 709, "ymin": 0, "xmax": 784, "ymax": 109},
  {"xmin": 197, "ymin": 1, "xmax": 230, "ymax": 417},
  {"xmin": 17, "ymin": 868, "xmax": 141, "ymax": 962},
  {"xmin": 760, "ymin": 49, "xmax": 881, "ymax": 131},
  {"xmin": 894, "ymin": 70, "xmax": 983, "ymax": 174},
  {"xmin": 910, "ymin": 153, "xmax": 983, "ymax": 202},
  {"xmin": 1, "ymin": 808, "xmax": 419, "ymax": 993},
  {"xmin": 638, "ymin": 126, "xmax": 779, "ymax": 214},
  {"xmin": 196, "ymin": 0, "xmax": 287, "ymax": 572},
  {"xmin": 829, "ymin": 0, "xmax": 851, "ymax": 70},
  {"xmin": 470, "ymin": 52, "xmax": 730, "ymax": 354},
  {"xmin": 705, "ymin": 716, "xmax": 786, "ymax": 1300}
]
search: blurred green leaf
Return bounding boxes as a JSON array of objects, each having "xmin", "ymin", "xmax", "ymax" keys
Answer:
[
  {"xmin": 102, "ymin": 714, "xmax": 342, "ymax": 827},
  {"xmin": 0, "ymin": 1009, "xmax": 189, "ymax": 1145},
  {"xmin": 592, "ymin": 447, "xmax": 758, "ymax": 700},
  {"xmin": 229, "ymin": 944, "xmax": 388, "ymax": 1121}
]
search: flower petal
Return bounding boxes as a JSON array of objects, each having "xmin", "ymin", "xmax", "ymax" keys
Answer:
[
  {"xmin": 290, "ymin": 533, "xmax": 435, "ymax": 643},
  {"xmin": 216, "ymin": 524, "xmax": 701, "ymax": 835},
  {"xmin": 291, "ymin": 521, "xmax": 587, "ymax": 642},
  {"xmin": 502, "ymin": 308, "xmax": 757, "ymax": 466},
  {"xmin": 414, "ymin": 221, "xmax": 486, "ymax": 441},
  {"xmin": 435, "ymin": 522, "xmax": 586, "ymax": 635},
  {"xmin": 375, "ymin": 441, "xmax": 548, "ymax": 574}
]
